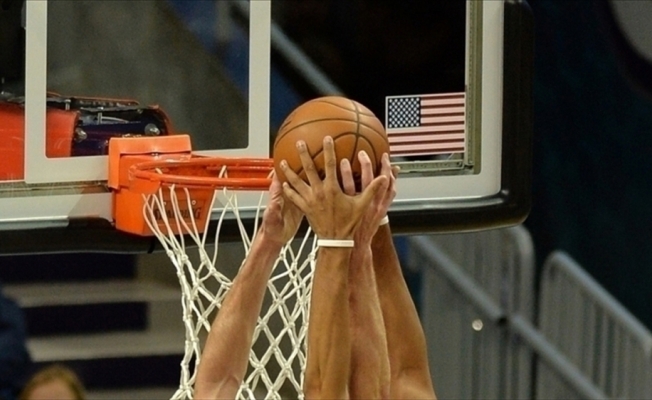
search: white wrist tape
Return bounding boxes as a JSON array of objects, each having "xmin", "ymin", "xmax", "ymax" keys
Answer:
[
  {"xmin": 379, "ymin": 216, "xmax": 390, "ymax": 226},
  {"xmin": 317, "ymin": 239, "xmax": 355, "ymax": 248}
]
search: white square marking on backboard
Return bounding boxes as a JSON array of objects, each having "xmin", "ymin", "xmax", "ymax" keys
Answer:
[{"xmin": 24, "ymin": 0, "xmax": 272, "ymax": 184}]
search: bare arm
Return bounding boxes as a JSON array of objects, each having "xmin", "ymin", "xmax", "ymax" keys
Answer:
[
  {"xmin": 304, "ymin": 247, "xmax": 353, "ymax": 400},
  {"xmin": 194, "ymin": 233, "xmax": 281, "ymax": 399},
  {"xmin": 281, "ymin": 136, "xmax": 388, "ymax": 399},
  {"xmin": 371, "ymin": 224, "xmax": 437, "ymax": 399},
  {"xmin": 341, "ymin": 152, "xmax": 392, "ymax": 399},
  {"xmin": 344, "ymin": 152, "xmax": 436, "ymax": 399},
  {"xmin": 194, "ymin": 175, "xmax": 302, "ymax": 400},
  {"xmin": 347, "ymin": 244, "xmax": 390, "ymax": 399}
]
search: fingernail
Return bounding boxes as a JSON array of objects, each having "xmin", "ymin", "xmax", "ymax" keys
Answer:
[
  {"xmin": 324, "ymin": 136, "xmax": 333, "ymax": 144},
  {"xmin": 280, "ymin": 160, "xmax": 288, "ymax": 168},
  {"xmin": 383, "ymin": 153, "xmax": 389, "ymax": 161},
  {"xmin": 296, "ymin": 141, "xmax": 305, "ymax": 150}
]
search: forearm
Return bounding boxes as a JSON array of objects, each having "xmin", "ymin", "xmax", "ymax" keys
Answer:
[
  {"xmin": 348, "ymin": 245, "xmax": 390, "ymax": 399},
  {"xmin": 195, "ymin": 231, "xmax": 283, "ymax": 399},
  {"xmin": 371, "ymin": 225, "xmax": 436, "ymax": 398},
  {"xmin": 304, "ymin": 248, "xmax": 352, "ymax": 400}
]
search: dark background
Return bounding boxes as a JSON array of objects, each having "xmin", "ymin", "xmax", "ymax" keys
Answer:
[{"xmin": 525, "ymin": 0, "xmax": 652, "ymax": 328}]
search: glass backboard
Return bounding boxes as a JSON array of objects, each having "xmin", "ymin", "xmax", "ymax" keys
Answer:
[{"xmin": 0, "ymin": 0, "xmax": 533, "ymax": 254}]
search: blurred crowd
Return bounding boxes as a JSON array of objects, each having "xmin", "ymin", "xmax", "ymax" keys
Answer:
[{"xmin": 1, "ymin": 289, "xmax": 85, "ymax": 400}]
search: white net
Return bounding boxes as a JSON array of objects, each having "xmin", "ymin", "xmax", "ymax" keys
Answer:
[{"xmin": 142, "ymin": 184, "xmax": 317, "ymax": 400}]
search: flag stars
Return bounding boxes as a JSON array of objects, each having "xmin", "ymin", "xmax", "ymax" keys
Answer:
[{"xmin": 387, "ymin": 97, "xmax": 420, "ymax": 128}]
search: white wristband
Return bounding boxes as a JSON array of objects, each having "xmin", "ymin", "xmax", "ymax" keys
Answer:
[
  {"xmin": 379, "ymin": 216, "xmax": 389, "ymax": 226},
  {"xmin": 317, "ymin": 239, "xmax": 355, "ymax": 248}
]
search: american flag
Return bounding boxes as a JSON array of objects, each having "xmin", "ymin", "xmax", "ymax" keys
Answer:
[{"xmin": 385, "ymin": 92, "xmax": 466, "ymax": 156}]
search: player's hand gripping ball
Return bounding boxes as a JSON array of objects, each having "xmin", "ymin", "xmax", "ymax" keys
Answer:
[{"xmin": 273, "ymin": 96, "xmax": 390, "ymax": 192}]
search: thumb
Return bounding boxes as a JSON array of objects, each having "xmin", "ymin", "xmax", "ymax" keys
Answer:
[{"xmin": 357, "ymin": 175, "xmax": 389, "ymax": 210}]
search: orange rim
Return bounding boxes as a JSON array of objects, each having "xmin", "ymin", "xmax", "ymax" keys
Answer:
[{"xmin": 130, "ymin": 156, "xmax": 274, "ymax": 191}]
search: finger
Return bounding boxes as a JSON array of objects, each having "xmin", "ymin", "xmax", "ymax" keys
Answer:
[
  {"xmin": 376, "ymin": 154, "xmax": 393, "ymax": 201},
  {"xmin": 387, "ymin": 157, "xmax": 400, "ymax": 188},
  {"xmin": 281, "ymin": 193, "xmax": 302, "ymax": 218},
  {"xmin": 296, "ymin": 140, "xmax": 321, "ymax": 187},
  {"xmin": 269, "ymin": 169, "xmax": 281, "ymax": 188},
  {"xmin": 381, "ymin": 153, "xmax": 395, "ymax": 187},
  {"xmin": 380, "ymin": 182, "xmax": 396, "ymax": 215},
  {"xmin": 268, "ymin": 174, "xmax": 282, "ymax": 200},
  {"xmin": 357, "ymin": 175, "xmax": 389, "ymax": 211},
  {"xmin": 380, "ymin": 153, "xmax": 392, "ymax": 179},
  {"xmin": 282, "ymin": 182, "xmax": 308, "ymax": 214},
  {"xmin": 384, "ymin": 158, "xmax": 399, "ymax": 205},
  {"xmin": 284, "ymin": 195, "xmax": 301, "ymax": 213},
  {"xmin": 322, "ymin": 136, "xmax": 338, "ymax": 185},
  {"xmin": 340, "ymin": 158, "xmax": 356, "ymax": 195},
  {"xmin": 280, "ymin": 159, "xmax": 310, "ymax": 196},
  {"xmin": 391, "ymin": 165, "xmax": 400, "ymax": 179},
  {"xmin": 358, "ymin": 150, "xmax": 374, "ymax": 190}
]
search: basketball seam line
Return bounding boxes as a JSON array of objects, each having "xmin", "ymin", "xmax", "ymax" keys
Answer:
[
  {"xmin": 309, "ymin": 99, "xmax": 376, "ymax": 117},
  {"xmin": 275, "ymin": 117, "xmax": 386, "ymax": 144},
  {"xmin": 294, "ymin": 133, "xmax": 380, "ymax": 178},
  {"xmin": 351, "ymin": 99, "xmax": 361, "ymax": 162}
]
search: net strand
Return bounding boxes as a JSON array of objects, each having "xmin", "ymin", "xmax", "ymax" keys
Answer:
[{"xmin": 142, "ymin": 173, "xmax": 317, "ymax": 400}]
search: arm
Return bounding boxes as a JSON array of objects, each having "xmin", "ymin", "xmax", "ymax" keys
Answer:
[
  {"xmin": 371, "ymin": 224, "xmax": 437, "ymax": 400},
  {"xmin": 280, "ymin": 136, "xmax": 388, "ymax": 399},
  {"xmin": 304, "ymin": 246, "xmax": 353, "ymax": 400},
  {"xmin": 343, "ymin": 152, "xmax": 436, "ymax": 399},
  {"xmin": 194, "ymin": 175, "xmax": 302, "ymax": 400},
  {"xmin": 341, "ymin": 152, "xmax": 392, "ymax": 399},
  {"xmin": 347, "ymin": 243, "xmax": 390, "ymax": 399}
]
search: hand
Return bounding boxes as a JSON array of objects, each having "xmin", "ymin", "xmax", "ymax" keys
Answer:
[
  {"xmin": 341, "ymin": 152, "xmax": 398, "ymax": 245},
  {"xmin": 260, "ymin": 172, "xmax": 304, "ymax": 246},
  {"xmin": 280, "ymin": 136, "xmax": 388, "ymax": 240}
]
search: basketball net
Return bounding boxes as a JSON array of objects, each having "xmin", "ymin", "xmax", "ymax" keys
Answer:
[{"xmin": 142, "ymin": 182, "xmax": 317, "ymax": 400}]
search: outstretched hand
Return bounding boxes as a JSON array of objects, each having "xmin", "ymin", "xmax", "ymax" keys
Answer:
[
  {"xmin": 280, "ymin": 136, "xmax": 389, "ymax": 240},
  {"xmin": 341, "ymin": 151, "xmax": 398, "ymax": 245},
  {"xmin": 261, "ymin": 172, "xmax": 304, "ymax": 246}
]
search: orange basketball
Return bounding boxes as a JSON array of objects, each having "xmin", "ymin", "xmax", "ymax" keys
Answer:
[{"xmin": 273, "ymin": 96, "xmax": 389, "ymax": 191}]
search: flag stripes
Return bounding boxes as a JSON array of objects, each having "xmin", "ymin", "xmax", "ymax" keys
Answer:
[{"xmin": 385, "ymin": 92, "xmax": 466, "ymax": 157}]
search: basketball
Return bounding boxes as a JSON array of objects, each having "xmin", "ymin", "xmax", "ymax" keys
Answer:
[{"xmin": 273, "ymin": 96, "xmax": 389, "ymax": 191}]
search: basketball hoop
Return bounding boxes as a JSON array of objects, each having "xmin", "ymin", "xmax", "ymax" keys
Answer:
[{"xmin": 109, "ymin": 135, "xmax": 317, "ymax": 400}]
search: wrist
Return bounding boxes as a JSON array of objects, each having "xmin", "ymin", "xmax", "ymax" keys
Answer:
[
  {"xmin": 352, "ymin": 233, "xmax": 373, "ymax": 248},
  {"xmin": 317, "ymin": 245, "xmax": 354, "ymax": 259},
  {"xmin": 255, "ymin": 229, "xmax": 286, "ymax": 252},
  {"xmin": 315, "ymin": 228, "xmax": 354, "ymax": 241},
  {"xmin": 317, "ymin": 238, "xmax": 355, "ymax": 248},
  {"xmin": 371, "ymin": 223, "xmax": 391, "ymax": 249}
]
